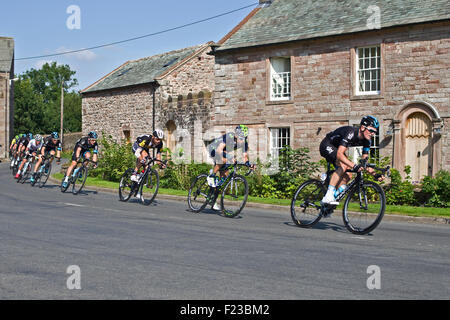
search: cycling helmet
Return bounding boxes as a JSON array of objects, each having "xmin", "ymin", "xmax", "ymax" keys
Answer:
[
  {"xmin": 21, "ymin": 134, "xmax": 27, "ymax": 138},
  {"xmin": 88, "ymin": 131, "xmax": 98, "ymax": 139},
  {"xmin": 235, "ymin": 124, "xmax": 249, "ymax": 138},
  {"xmin": 153, "ymin": 129, "xmax": 164, "ymax": 140},
  {"xmin": 361, "ymin": 115, "xmax": 379, "ymax": 130},
  {"xmin": 35, "ymin": 134, "xmax": 42, "ymax": 142},
  {"xmin": 28, "ymin": 133, "xmax": 33, "ymax": 139},
  {"xmin": 15, "ymin": 135, "xmax": 19, "ymax": 140},
  {"xmin": 51, "ymin": 132, "xmax": 59, "ymax": 139}
]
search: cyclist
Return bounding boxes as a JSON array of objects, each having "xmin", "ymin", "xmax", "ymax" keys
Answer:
[
  {"xmin": 9, "ymin": 135, "xmax": 20, "ymax": 167},
  {"xmin": 207, "ymin": 125, "xmax": 254, "ymax": 209},
  {"xmin": 319, "ymin": 115, "xmax": 384, "ymax": 205},
  {"xmin": 15, "ymin": 134, "xmax": 43, "ymax": 179},
  {"xmin": 31, "ymin": 132, "xmax": 61, "ymax": 184},
  {"xmin": 130, "ymin": 129, "xmax": 166, "ymax": 183},
  {"xmin": 62, "ymin": 131, "xmax": 99, "ymax": 188},
  {"xmin": 17, "ymin": 133, "xmax": 32, "ymax": 157}
]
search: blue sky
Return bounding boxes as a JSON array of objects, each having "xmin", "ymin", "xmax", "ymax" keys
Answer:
[{"xmin": 1, "ymin": 1, "xmax": 257, "ymax": 91}]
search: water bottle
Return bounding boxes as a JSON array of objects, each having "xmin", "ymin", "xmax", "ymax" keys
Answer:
[{"xmin": 320, "ymin": 173, "xmax": 327, "ymax": 182}]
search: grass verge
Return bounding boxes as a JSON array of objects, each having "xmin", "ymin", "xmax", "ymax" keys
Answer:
[{"xmin": 52, "ymin": 173, "xmax": 450, "ymax": 219}]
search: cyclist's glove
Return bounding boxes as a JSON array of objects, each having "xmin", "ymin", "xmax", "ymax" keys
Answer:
[{"xmin": 373, "ymin": 173, "xmax": 382, "ymax": 180}]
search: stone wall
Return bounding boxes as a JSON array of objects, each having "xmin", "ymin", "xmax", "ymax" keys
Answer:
[{"xmin": 214, "ymin": 21, "xmax": 450, "ymax": 172}]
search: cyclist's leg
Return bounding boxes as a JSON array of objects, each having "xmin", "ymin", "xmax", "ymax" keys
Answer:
[
  {"xmin": 66, "ymin": 147, "xmax": 81, "ymax": 178},
  {"xmin": 319, "ymin": 139, "xmax": 340, "ymax": 204}
]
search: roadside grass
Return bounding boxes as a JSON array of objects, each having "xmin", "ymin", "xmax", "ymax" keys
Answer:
[{"xmin": 51, "ymin": 173, "xmax": 450, "ymax": 218}]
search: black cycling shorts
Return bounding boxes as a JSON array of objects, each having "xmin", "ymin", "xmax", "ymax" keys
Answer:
[{"xmin": 319, "ymin": 139, "xmax": 338, "ymax": 166}]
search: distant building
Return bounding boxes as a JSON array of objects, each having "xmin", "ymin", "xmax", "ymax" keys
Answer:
[
  {"xmin": 81, "ymin": 42, "xmax": 215, "ymax": 162},
  {"xmin": 211, "ymin": 0, "xmax": 450, "ymax": 182},
  {"xmin": 0, "ymin": 37, "xmax": 14, "ymax": 158}
]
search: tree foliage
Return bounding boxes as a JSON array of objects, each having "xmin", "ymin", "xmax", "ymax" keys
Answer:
[{"xmin": 14, "ymin": 62, "xmax": 81, "ymax": 134}]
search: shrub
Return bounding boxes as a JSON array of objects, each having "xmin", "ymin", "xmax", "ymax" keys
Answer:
[
  {"xmin": 89, "ymin": 134, "xmax": 135, "ymax": 182},
  {"xmin": 384, "ymin": 166, "xmax": 416, "ymax": 206},
  {"xmin": 421, "ymin": 170, "xmax": 450, "ymax": 208}
]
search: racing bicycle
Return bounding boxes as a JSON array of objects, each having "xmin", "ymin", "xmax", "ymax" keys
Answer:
[
  {"xmin": 118, "ymin": 157, "xmax": 166, "ymax": 205},
  {"xmin": 188, "ymin": 163, "xmax": 254, "ymax": 218},
  {"xmin": 290, "ymin": 159, "xmax": 390, "ymax": 235}
]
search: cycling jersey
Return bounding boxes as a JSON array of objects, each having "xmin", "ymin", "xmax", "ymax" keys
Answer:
[
  {"xmin": 18, "ymin": 136, "xmax": 30, "ymax": 148},
  {"xmin": 72, "ymin": 137, "xmax": 98, "ymax": 161},
  {"xmin": 42, "ymin": 136, "xmax": 62, "ymax": 152},
  {"xmin": 208, "ymin": 132, "xmax": 248, "ymax": 155},
  {"xmin": 26, "ymin": 139, "xmax": 42, "ymax": 154},
  {"xmin": 320, "ymin": 126, "xmax": 371, "ymax": 165},
  {"xmin": 133, "ymin": 134, "xmax": 163, "ymax": 154},
  {"xmin": 75, "ymin": 137, "xmax": 98, "ymax": 153}
]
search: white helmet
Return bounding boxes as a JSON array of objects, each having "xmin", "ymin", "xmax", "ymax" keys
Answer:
[{"xmin": 153, "ymin": 129, "xmax": 164, "ymax": 140}]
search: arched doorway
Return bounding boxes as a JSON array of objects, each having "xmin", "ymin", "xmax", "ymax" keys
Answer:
[
  {"xmin": 394, "ymin": 102, "xmax": 442, "ymax": 183},
  {"xmin": 405, "ymin": 112, "xmax": 432, "ymax": 183},
  {"xmin": 165, "ymin": 120, "xmax": 177, "ymax": 154}
]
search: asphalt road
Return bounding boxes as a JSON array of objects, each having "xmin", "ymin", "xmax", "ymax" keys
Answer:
[{"xmin": 0, "ymin": 162, "xmax": 449, "ymax": 300}]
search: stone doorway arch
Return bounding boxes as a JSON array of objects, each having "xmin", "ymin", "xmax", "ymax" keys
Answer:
[
  {"xmin": 165, "ymin": 120, "xmax": 177, "ymax": 154},
  {"xmin": 394, "ymin": 101, "xmax": 442, "ymax": 183}
]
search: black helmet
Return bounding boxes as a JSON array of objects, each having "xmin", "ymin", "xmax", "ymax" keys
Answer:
[
  {"xmin": 360, "ymin": 115, "xmax": 379, "ymax": 130},
  {"xmin": 51, "ymin": 132, "xmax": 59, "ymax": 139},
  {"xmin": 88, "ymin": 131, "xmax": 98, "ymax": 139}
]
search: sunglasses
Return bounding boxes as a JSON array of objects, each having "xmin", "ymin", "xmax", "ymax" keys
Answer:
[{"xmin": 366, "ymin": 128, "xmax": 377, "ymax": 134}]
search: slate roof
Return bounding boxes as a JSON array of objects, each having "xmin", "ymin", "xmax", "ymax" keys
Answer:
[
  {"xmin": 0, "ymin": 37, "xmax": 14, "ymax": 73},
  {"xmin": 83, "ymin": 42, "xmax": 212, "ymax": 93},
  {"xmin": 216, "ymin": 0, "xmax": 450, "ymax": 52}
]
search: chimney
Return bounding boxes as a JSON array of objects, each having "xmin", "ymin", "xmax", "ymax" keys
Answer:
[{"xmin": 258, "ymin": 0, "xmax": 273, "ymax": 7}]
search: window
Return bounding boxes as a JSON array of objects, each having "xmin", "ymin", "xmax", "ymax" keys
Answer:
[
  {"xmin": 270, "ymin": 128, "xmax": 290, "ymax": 158},
  {"xmin": 369, "ymin": 130, "xmax": 380, "ymax": 164},
  {"xmin": 270, "ymin": 57, "xmax": 291, "ymax": 100},
  {"xmin": 356, "ymin": 46, "xmax": 380, "ymax": 95}
]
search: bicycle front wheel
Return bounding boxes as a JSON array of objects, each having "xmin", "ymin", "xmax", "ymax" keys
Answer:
[
  {"xmin": 118, "ymin": 169, "xmax": 135, "ymax": 202},
  {"xmin": 291, "ymin": 179, "xmax": 325, "ymax": 228},
  {"xmin": 20, "ymin": 162, "xmax": 32, "ymax": 184},
  {"xmin": 39, "ymin": 162, "xmax": 51, "ymax": 188},
  {"xmin": 187, "ymin": 174, "xmax": 211, "ymax": 213},
  {"xmin": 343, "ymin": 181, "xmax": 385, "ymax": 235},
  {"xmin": 140, "ymin": 169, "xmax": 159, "ymax": 206},
  {"xmin": 72, "ymin": 166, "xmax": 88, "ymax": 195},
  {"xmin": 220, "ymin": 174, "xmax": 248, "ymax": 218}
]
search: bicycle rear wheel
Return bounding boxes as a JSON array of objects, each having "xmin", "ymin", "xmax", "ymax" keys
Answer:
[
  {"xmin": 140, "ymin": 169, "xmax": 159, "ymax": 205},
  {"xmin": 118, "ymin": 168, "xmax": 135, "ymax": 202},
  {"xmin": 187, "ymin": 174, "xmax": 211, "ymax": 212},
  {"xmin": 291, "ymin": 179, "xmax": 325, "ymax": 228},
  {"xmin": 343, "ymin": 181, "xmax": 385, "ymax": 235},
  {"xmin": 220, "ymin": 174, "xmax": 248, "ymax": 218},
  {"xmin": 38, "ymin": 162, "xmax": 51, "ymax": 188},
  {"xmin": 72, "ymin": 166, "xmax": 88, "ymax": 195}
]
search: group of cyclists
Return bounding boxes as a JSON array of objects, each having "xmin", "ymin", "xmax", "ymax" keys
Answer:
[{"xmin": 7, "ymin": 114, "xmax": 385, "ymax": 209}]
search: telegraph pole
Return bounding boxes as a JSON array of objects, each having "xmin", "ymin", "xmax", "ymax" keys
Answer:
[{"xmin": 60, "ymin": 80, "xmax": 64, "ymax": 147}]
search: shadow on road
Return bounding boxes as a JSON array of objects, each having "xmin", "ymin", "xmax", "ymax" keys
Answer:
[{"xmin": 283, "ymin": 220, "xmax": 348, "ymax": 233}]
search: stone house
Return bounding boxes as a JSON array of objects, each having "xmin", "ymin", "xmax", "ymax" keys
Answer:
[
  {"xmin": 81, "ymin": 42, "xmax": 215, "ymax": 162},
  {"xmin": 211, "ymin": 0, "xmax": 450, "ymax": 183},
  {"xmin": 0, "ymin": 37, "xmax": 14, "ymax": 159}
]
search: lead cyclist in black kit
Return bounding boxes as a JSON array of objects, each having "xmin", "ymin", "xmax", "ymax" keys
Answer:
[{"xmin": 319, "ymin": 115, "xmax": 385, "ymax": 205}]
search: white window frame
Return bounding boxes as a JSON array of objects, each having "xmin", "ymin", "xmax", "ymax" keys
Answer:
[
  {"xmin": 355, "ymin": 46, "xmax": 381, "ymax": 95},
  {"xmin": 270, "ymin": 57, "xmax": 291, "ymax": 101},
  {"xmin": 269, "ymin": 127, "xmax": 291, "ymax": 159}
]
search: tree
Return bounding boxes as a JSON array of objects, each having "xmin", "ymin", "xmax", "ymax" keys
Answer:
[{"xmin": 14, "ymin": 62, "xmax": 81, "ymax": 134}]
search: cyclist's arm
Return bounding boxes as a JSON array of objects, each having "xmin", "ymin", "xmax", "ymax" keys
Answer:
[{"xmin": 336, "ymin": 145, "xmax": 355, "ymax": 169}]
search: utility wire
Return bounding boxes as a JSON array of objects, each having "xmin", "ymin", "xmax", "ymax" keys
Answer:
[{"xmin": 12, "ymin": 2, "xmax": 258, "ymax": 61}]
